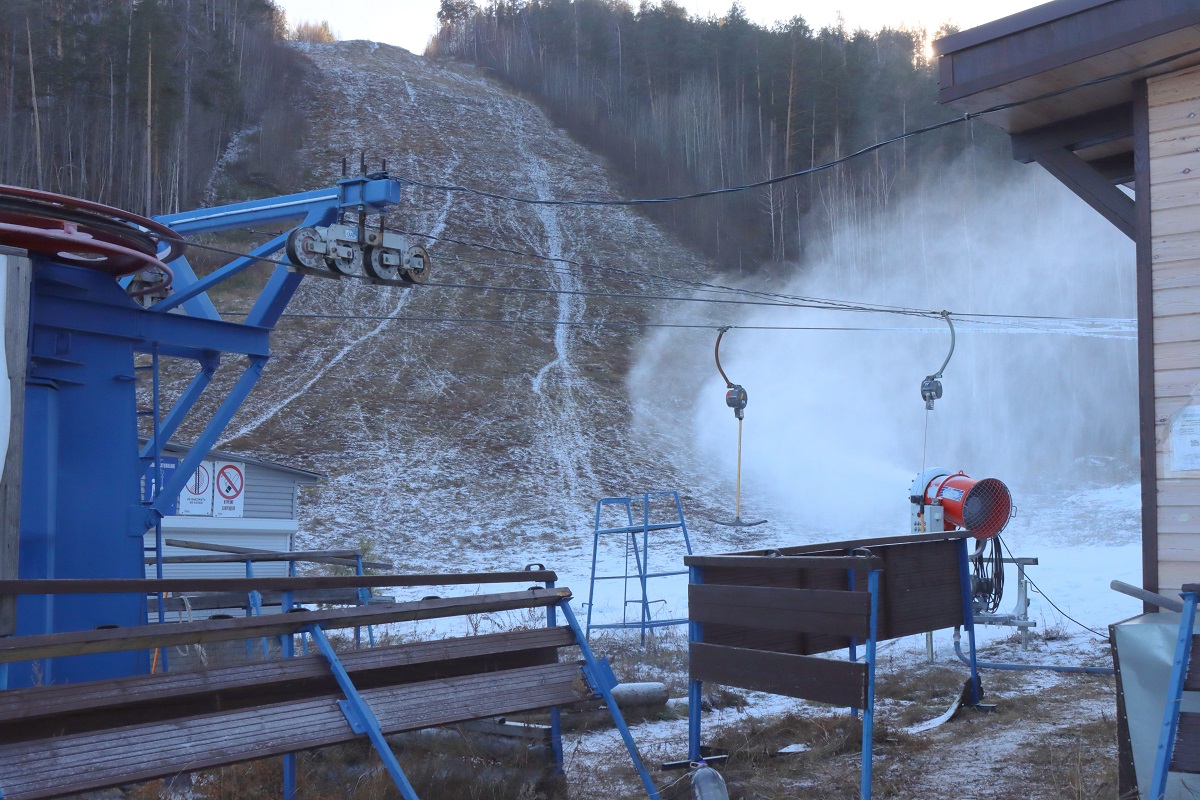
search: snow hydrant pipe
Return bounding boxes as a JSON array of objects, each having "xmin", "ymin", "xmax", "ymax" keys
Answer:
[
  {"xmin": 1110, "ymin": 579, "xmax": 1184, "ymax": 613},
  {"xmin": 952, "ymin": 627, "xmax": 1114, "ymax": 676}
]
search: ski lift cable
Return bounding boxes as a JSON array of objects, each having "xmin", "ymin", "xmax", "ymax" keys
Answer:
[
  {"xmin": 161, "ymin": 235, "xmax": 1136, "ymax": 327},
  {"xmin": 398, "ymin": 229, "xmax": 1137, "ymax": 326},
  {"xmin": 155, "ymin": 234, "xmax": 927, "ymax": 314},
  {"xmin": 386, "ymin": 44, "xmax": 1200, "ymax": 209},
  {"xmin": 387, "ymin": 227, "xmax": 938, "ymax": 317}
]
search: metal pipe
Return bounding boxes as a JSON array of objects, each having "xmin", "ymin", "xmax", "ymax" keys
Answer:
[
  {"xmin": 1111, "ymin": 580, "xmax": 1184, "ymax": 613},
  {"xmin": 952, "ymin": 627, "xmax": 1114, "ymax": 675}
]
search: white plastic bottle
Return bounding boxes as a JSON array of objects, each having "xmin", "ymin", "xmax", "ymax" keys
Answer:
[{"xmin": 690, "ymin": 760, "xmax": 729, "ymax": 800}]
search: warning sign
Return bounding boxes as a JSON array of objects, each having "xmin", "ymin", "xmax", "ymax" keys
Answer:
[
  {"xmin": 179, "ymin": 460, "xmax": 215, "ymax": 516},
  {"xmin": 213, "ymin": 461, "xmax": 245, "ymax": 518}
]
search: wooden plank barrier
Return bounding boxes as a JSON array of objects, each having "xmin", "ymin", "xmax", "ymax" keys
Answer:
[
  {"xmin": 684, "ymin": 534, "xmax": 981, "ymax": 800},
  {"xmin": 0, "ymin": 575, "xmax": 666, "ymax": 800}
]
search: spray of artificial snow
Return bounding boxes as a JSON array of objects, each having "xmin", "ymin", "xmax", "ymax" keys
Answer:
[{"xmin": 630, "ymin": 161, "xmax": 1137, "ymax": 537}]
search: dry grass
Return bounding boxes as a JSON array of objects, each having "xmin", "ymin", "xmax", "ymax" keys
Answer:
[{"xmin": 125, "ymin": 737, "xmax": 561, "ymax": 800}]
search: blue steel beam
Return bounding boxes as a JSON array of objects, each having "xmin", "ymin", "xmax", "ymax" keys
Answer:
[
  {"xmin": 151, "ymin": 232, "xmax": 293, "ymax": 314},
  {"xmin": 246, "ymin": 267, "xmax": 304, "ymax": 329},
  {"xmin": 138, "ymin": 357, "xmax": 219, "ymax": 461},
  {"xmin": 150, "ymin": 256, "xmax": 220, "ymax": 320},
  {"xmin": 154, "ymin": 189, "xmax": 341, "ymax": 235},
  {"xmin": 35, "ymin": 293, "xmax": 269, "ymax": 357},
  {"xmin": 148, "ymin": 356, "xmax": 267, "ymax": 522}
]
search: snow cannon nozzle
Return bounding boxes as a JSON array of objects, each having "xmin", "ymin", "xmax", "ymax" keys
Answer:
[
  {"xmin": 725, "ymin": 385, "xmax": 748, "ymax": 420},
  {"xmin": 921, "ymin": 375, "xmax": 942, "ymax": 410}
]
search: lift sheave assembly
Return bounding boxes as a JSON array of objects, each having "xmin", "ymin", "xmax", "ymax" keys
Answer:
[{"xmin": 712, "ymin": 327, "xmax": 765, "ymax": 528}]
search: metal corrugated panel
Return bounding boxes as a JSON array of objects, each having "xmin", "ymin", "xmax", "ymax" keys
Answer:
[
  {"xmin": 242, "ymin": 465, "xmax": 297, "ymax": 519},
  {"xmin": 144, "ymin": 518, "xmax": 297, "ymax": 579}
]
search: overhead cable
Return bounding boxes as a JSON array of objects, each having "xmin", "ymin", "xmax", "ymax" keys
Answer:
[{"xmin": 388, "ymin": 44, "xmax": 1200, "ymax": 208}]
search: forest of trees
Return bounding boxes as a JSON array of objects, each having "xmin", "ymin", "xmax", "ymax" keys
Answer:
[
  {"xmin": 430, "ymin": 0, "xmax": 1011, "ymax": 269},
  {"xmin": 0, "ymin": 0, "xmax": 311, "ymax": 216}
]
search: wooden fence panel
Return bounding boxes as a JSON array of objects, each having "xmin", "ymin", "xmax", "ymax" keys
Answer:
[{"xmin": 690, "ymin": 642, "xmax": 867, "ymax": 708}]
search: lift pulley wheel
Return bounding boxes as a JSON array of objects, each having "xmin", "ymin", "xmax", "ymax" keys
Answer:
[
  {"xmin": 325, "ymin": 242, "xmax": 364, "ymax": 277},
  {"xmin": 0, "ymin": 184, "xmax": 180, "ymax": 295},
  {"xmin": 285, "ymin": 226, "xmax": 327, "ymax": 270},
  {"xmin": 363, "ymin": 245, "xmax": 400, "ymax": 281},
  {"xmin": 403, "ymin": 244, "xmax": 431, "ymax": 284}
]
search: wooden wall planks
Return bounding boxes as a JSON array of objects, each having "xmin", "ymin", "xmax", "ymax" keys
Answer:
[{"xmin": 1149, "ymin": 65, "xmax": 1200, "ymax": 594}]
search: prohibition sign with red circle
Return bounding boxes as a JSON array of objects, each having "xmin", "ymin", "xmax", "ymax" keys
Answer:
[
  {"xmin": 216, "ymin": 464, "xmax": 244, "ymax": 500},
  {"xmin": 186, "ymin": 464, "xmax": 210, "ymax": 496}
]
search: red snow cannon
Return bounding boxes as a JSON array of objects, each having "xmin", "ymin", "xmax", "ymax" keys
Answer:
[{"xmin": 921, "ymin": 472, "xmax": 1012, "ymax": 540}]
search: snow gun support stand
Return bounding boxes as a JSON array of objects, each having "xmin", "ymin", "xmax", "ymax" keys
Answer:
[
  {"xmin": 675, "ymin": 535, "xmax": 993, "ymax": 799},
  {"xmin": 711, "ymin": 328, "xmax": 765, "ymax": 528}
]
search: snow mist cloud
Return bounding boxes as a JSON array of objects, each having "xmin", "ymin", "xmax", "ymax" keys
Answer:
[{"xmin": 630, "ymin": 163, "xmax": 1137, "ymax": 537}]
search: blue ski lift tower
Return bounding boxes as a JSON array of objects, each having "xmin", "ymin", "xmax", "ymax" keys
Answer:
[{"xmin": 0, "ymin": 175, "xmax": 429, "ymax": 687}]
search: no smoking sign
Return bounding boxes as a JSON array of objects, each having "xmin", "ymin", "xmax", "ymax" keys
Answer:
[{"xmin": 213, "ymin": 461, "xmax": 245, "ymax": 518}]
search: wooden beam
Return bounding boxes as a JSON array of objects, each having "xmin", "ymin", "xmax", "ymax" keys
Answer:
[
  {"xmin": 0, "ymin": 588, "xmax": 570, "ymax": 663},
  {"xmin": 0, "ymin": 570, "xmax": 559, "ymax": 595},
  {"xmin": 1011, "ymin": 102, "xmax": 1133, "ymax": 162},
  {"xmin": 690, "ymin": 642, "xmax": 867, "ymax": 707},
  {"xmin": 0, "ymin": 253, "xmax": 30, "ymax": 637},
  {"xmin": 1090, "ymin": 152, "xmax": 1136, "ymax": 185},
  {"xmin": 689, "ymin": 583, "xmax": 871, "ymax": 638},
  {"xmin": 1032, "ymin": 146, "xmax": 1136, "ymax": 238},
  {"xmin": 147, "ymin": 587, "xmax": 369, "ymax": 612},
  {"xmin": 0, "ymin": 627, "xmax": 577, "ymax": 728},
  {"xmin": 163, "ymin": 538, "xmax": 391, "ymax": 570},
  {"xmin": 684, "ymin": 554, "xmax": 884, "ymax": 571},
  {"xmin": 144, "ymin": 549, "xmax": 392, "ymax": 567},
  {"xmin": 0, "ymin": 662, "xmax": 591, "ymax": 800},
  {"xmin": 699, "ymin": 531, "xmax": 962, "ymax": 558},
  {"xmin": 1135, "ymin": 79, "xmax": 1159, "ymax": 608}
]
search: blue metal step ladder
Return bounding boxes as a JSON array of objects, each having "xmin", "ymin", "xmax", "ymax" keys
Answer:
[
  {"xmin": 586, "ymin": 491, "xmax": 693, "ymax": 642},
  {"xmin": 1151, "ymin": 584, "xmax": 1200, "ymax": 799}
]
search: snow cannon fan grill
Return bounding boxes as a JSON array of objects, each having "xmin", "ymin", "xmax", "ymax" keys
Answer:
[{"xmin": 923, "ymin": 473, "xmax": 1012, "ymax": 540}]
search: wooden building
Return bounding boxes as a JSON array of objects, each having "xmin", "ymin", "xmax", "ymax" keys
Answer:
[{"xmin": 934, "ymin": 0, "xmax": 1200, "ymax": 606}]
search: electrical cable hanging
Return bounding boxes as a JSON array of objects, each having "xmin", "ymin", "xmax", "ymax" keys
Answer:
[{"xmin": 711, "ymin": 327, "xmax": 766, "ymax": 528}]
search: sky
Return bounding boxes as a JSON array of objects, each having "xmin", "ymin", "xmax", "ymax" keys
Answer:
[{"xmin": 274, "ymin": 0, "xmax": 1050, "ymax": 56}]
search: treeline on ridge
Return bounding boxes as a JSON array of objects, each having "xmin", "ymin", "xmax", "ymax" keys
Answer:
[
  {"xmin": 430, "ymin": 0, "xmax": 1009, "ymax": 270},
  {"xmin": 1, "ymin": 0, "xmax": 311, "ymax": 215}
]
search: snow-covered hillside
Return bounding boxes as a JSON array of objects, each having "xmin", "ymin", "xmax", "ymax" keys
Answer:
[{"xmin": 184, "ymin": 41, "xmax": 1145, "ymax": 640}]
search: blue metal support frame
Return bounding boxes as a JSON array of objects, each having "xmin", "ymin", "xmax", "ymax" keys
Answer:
[
  {"xmin": 586, "ymin": 491, "xmax": 692, "ymax": 642},
  {"xmin": 307, "ymin": 624, "xmax": 421, "ymax": 800},
  {"xmin": 558, "ymin": 600, "xmax": 661, "ymax": 799},
  {"xmin": 282, "ymin": 587, "xmax": 297, "ymax": 800},
  {"xmin": 10, "ymin": 176, "xmax": 409, "ymax": 686},
  {"xmin": 1150, "ymin": 589, "xmax": 1200, "ymax": 800},
  {"xmin": 956, "ymin": 538, "xmax": 983, "ymax": 705},
  {"xmin": 860, "ymin": 568, "xmax": 882, "ymax": 800}
]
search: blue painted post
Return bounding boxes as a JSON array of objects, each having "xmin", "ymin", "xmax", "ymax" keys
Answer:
[
  {"xmin": 282, "ymin": 586, "xmax": 297, "ymax": 800},
  {"xmin": 1150, "ymin": 590, "xmax": 1199, "ymax": 800},
  {"xmin": 861, "ymin": 569, "xmax": 881, "ymax": 800},
  {"xmin": 688, "ymin": 565, "xmax": 703, "ymax": 763},
  {"xmin": 847, "ymin": 551, "xmax": 858, "ymax": 720},
  {"xmin": 244, "ymin": 560, "xmax": 269, "ymax": 660},
  {"xmin": 545, "ymin": 578, "xmax": 565, "ymax": 776},
  {"xmin": 956, "ymin": 538, "xmax": 982, "ymax": 704},
  {"xmin": 307, "ymin": 625, "xmax": 421, "ymax": 800},
  {"xmin": 558, "ymin": 601, "xmax": 660, "ymax": 799},
  {"xmin": 640, "ymin": 495, "xmax": 651, "ymax": 644},
  {"xmin": 1, "ymin": 662, "xmax": 7, "ymax": 690}
]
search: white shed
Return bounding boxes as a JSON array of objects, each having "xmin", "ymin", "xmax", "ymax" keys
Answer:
[{"xmin": 142, "ymin": 442, "xmax": 324, "ymax": 580}]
